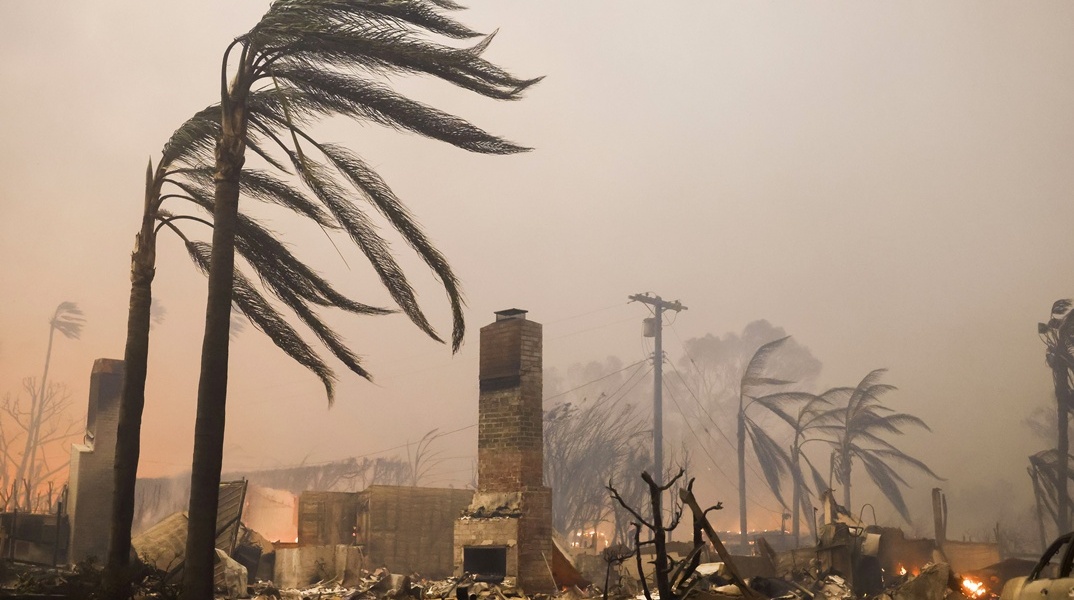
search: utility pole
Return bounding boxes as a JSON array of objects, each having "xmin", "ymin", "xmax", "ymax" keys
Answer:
[{"xmin": 629, "ymin": 293, "xmax": 686, "ymax": 486}]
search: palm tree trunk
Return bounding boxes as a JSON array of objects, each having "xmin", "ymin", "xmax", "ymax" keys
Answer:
[
  {"xmin": 12, "ymin": 319, "xmax": 57, "ymax": 509},
  {"xmin": 105, "ymin": 164, "xmax": 159, "ymax": 591},
  {"xmin": 738, "ymin": 400, "xmax": 748, "ymax": 548},
  {"xmin": 180, "ymin": 65, "xmax": 249, "ymax": 600},
  {"xmin": 1055, "ymin": 364, "xmax": 1070, "ymax": 533},
  {"xmin": 841, "ymin": 446, "xmax": 852, "ymax": 513},
  {"xmin": 791, "ymin": 445, "xmax": 801, "ymax": 546}
]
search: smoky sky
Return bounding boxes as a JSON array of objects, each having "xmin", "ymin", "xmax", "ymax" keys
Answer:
[{"xmin": 2, "ymin": 2, "xmax": 1072, "ymax": 536}]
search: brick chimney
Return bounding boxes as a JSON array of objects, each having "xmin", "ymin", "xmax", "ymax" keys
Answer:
[{"xmin": 454, "ymin": 310, "xmax": 554, "ymax": 592}]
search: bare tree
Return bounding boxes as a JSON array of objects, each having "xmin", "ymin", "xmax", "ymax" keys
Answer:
[
  {"xmin": 0, "ymin": 380, "xmax": 79, "ymax": 511},
  {"xmin": 545, "ymin": 394, "xmax": 649, "ymax": 544},
  {"xmin": 608, "ymin": 469, "xmax": 686, "ymax": 600}
]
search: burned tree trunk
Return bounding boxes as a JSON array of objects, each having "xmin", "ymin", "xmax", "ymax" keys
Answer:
[{"xmin": 608, "ymin": 469, "xmax": 685, "ymax": 600}]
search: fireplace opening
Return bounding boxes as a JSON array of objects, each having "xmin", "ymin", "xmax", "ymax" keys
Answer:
[{"xmin": 463, "ymin": 546, "xmax": 508, "ymax": 582}]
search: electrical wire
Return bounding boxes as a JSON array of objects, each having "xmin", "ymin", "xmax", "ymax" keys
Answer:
[
  {"xmin": 663, "ymin": 375, "xmax": 783, "ymax": 516},
  {"xmin": 544, "ymin": 358, "xmax": 649, "ymax": 403},
  {"xmin": 665, "ymin": 324, "xmax": 788, "ymax": 515}
]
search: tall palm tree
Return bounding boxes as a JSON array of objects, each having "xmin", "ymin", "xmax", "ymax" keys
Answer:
[
  {"xmin": 10, "ymin": 302, "xmax": 83, "ymax": 511},
  {"xmin": 734, "ymin": 336, "xmax": 800, "ymax": 546},
  {"xmin": 818, "ymin": 369, "xmax": 939, "ymax": 522},
  {"xmin": 1040, "ymin": 299, "xmax": 1074, "ymax": 534},
  {"xmin": 105, "ymin": 2, "xmax": 537, "ymax": 595},
  {"xmin": 107, "ymin": 142, "xmax": 396, "ymax": 587},
  {"xmin": 181, "ymin": 3, "xmax": 538, "ymax": 597}
]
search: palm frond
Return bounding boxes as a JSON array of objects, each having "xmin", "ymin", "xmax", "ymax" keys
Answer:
[
  {"xmin": 1053, "ymin": 299, "xmax": 1073, "ymax": 317},
  {"xmin": 752, "ymin": 392, "xmax": 815, "ymax": 429},
  {"xmin": 740, "ymin": 336, "xmax": 792, "ymax": 392},
  {"xmin": 180, "ymin": 164, "xmax": 338, "ymax": 229},
  {"xmin": 848, "ymin": 370, "xmax": 889, "ymax": 412},
  {"xmin": 269, "ymin": 280, "xmax": 372, "ymax": 383},
  {"xmin": 266, "ymin": 65, "xmax": 530, "ymax": 153},
  {"xmin": 855, "ymin": 384, "xmax": 898, "ymax": 409},
  {"xmin": 287, "ymin": 147, "xmax": 445, "ymax": 344},
  {"xmin": 171, "ymin": 178, "xmax": 394, "ymax": 318},
  {"xmin": 859, "ymin": 452, "xmax": 912, "ymax": 523},
  {"xmin": 258, "ymin": 0, "xmax": 482, "ymax": 41},
  {"xmin": 184, "ymin": 241, "xmax": 338, "ymax": 401},
  {"xmin": 868, "ymin": 448, "xmax": 943, "ymax": 480},
  {"xmin": 746, "ymin": 422, "xmax": 790, "ymax": 508},
  {"xmin": 426, "ymin": 0, "xmax": 466, "ymax": 11},
  {"xmin": 51, "ymin": 302, "xmax": 85, "ymax": 340},
  {"xmin": 314, "ymin": 141, "xmax": 465, "ymax": 349},
  {"xmin": 262, "ymin": 27, "xmax": 540, "ymax": 100},
  {"xmin": 233, "ymin": 214, "xmax": 394, "ymax": 316},
  {"xmin": 161, "ymin": 104, "xmax": 221, "ymax": 167}
]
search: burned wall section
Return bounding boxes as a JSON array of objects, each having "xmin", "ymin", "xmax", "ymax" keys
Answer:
[
  {"xmin": 455, "ymin": 310, "xmax": 554, "ymax": 593},
  {"xmin": 358, "ymin": 486, "xmax": 473, "ymax": 578},
  {"xmin": 298, "ymin": 491, "xmax": 358, "ymax": 547},
  {"xmin": 67, "ymin": 358, "xmax": 123, "ymax": 564},
  {"xmin": 295, "ymin": 486, "xmax": 472, "ymax": 578}
]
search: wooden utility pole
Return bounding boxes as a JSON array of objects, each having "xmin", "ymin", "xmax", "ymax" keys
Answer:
[{"xmin": 629, "ymin": 293, "xmax": 686, "ymax": 486}]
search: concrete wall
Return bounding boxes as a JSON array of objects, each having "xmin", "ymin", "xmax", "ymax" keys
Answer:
[
  {"xmin": 359, "ymin": 485, "xmax": 473, "ymax": 578},
  {"xmin": 275, "ymin": 544, "xmax": 364, "ymax": 590},
  {"xmin": 298, "ymin": 491, "xmax": 358, "ymax": 546},
  {"xmin": 67, "ymin": 358, "xmax": 123, "ymax": 564}
]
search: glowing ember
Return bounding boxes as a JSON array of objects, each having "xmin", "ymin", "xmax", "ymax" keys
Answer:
[{"xmin": 962, "ymin": 577, "xmax": 987, "ymax": 598}]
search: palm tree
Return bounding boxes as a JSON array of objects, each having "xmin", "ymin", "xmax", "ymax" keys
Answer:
[
  {"xmin": 734, "ymin": 336, "xmax": 800, "ymax": 546},
  {"xmin": 779, "ymin": 387, "xmax": 849, "ymax": 545},
  {"xmin": 180, "ymin": 3, "xmax": 538, "ymax": 597},
  {"xmin": 107, "ymin": 143, "xmax": 397, "ymax": 588},
  {"xmin": 1040, "ymin": 299, "xmax": 1074, "ymax": 534},
  {"xmin": 9, "ymin": 302, "xmax": 83, "ymax": 511},
  {"xmin": 104, "ymin": 2, "xmax": 537, "ymax": 595},
  {"xmin": 819, "ymin": 369, "xmax": 939, "ymax": 522}
]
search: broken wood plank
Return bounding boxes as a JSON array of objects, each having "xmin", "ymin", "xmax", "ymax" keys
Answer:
[{"xmin": 678, "ymin": 488, "xmax": 766, "ymax": 600}]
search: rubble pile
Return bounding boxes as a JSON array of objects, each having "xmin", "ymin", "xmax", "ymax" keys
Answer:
[{"xmin": 253, "ymin": 570, "xmax": 543, "ymax": 600}]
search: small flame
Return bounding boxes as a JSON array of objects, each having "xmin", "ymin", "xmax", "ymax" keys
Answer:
[
  {"xmin": 898, "ymin": 564, "xmax": 907, "ymax": 576},
  {"xmin": 962, "ymin": 577, "xmax": 987, "ymax": 598}
]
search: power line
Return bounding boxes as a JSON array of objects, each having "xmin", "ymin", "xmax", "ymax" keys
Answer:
[
  {"xmin": 598, "ymin": 364, "xmax": 655, "ymax": 413},
  {"xmin": 665, "ymin": 329, "xmax": 788, "ymax": 515},
  {"xmin": 663, "ymin": 371, "xmax": 783, "ymax": 516},
  {"xmin": 544, "ymin": 358, "xmax": 649, "ymax": 403},
  {"xmin": 661, "ymin": 379, "xmax": 736, "ymax": 488}
]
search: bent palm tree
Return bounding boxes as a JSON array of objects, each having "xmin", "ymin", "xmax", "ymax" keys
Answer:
[
  {"xmin": 107, "ymin": 128, "xmax": 396, "ymax": 589},
  {"xmin": 104, "ymin": 2, "xmax": 538, "ymax": 595},
  {"xmin": 781, "ymin": 387, "xmax": 848, "ymax": 545},
  {"xmin": 818, "ymin": 369, "xmax": 939, "ymax": 523},
  {"xmin": 183, "ymin": 3, "xmax": 538, "ymax": 597},
  {"xmin": 1040, "ymin": 299, "xmax": 1074, "ymax": 534},
  {"xmin": 735, "ymin": 336, "xmax": 800, "ymax": 546}
]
